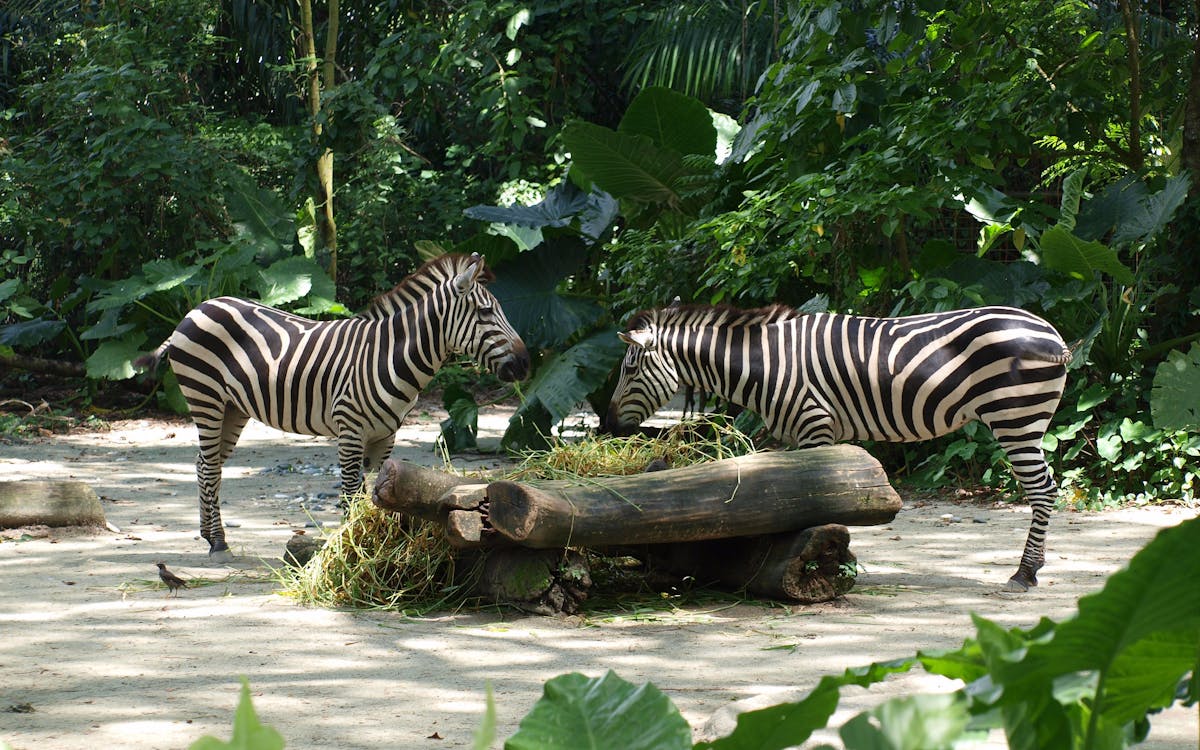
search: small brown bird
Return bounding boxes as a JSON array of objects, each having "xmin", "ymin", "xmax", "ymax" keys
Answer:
[{"xmin": 156, "ymin": 562, "xmax": 188, "ymax": 597}]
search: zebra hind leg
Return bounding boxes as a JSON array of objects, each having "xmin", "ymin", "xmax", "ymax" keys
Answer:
[
  {"xmin": 998, "ymin": 440, "xmax": 1058, "ymax": 592},
  {"xmin": 194, "ymin": 410, "xmax": 250, "ymax": 561}
]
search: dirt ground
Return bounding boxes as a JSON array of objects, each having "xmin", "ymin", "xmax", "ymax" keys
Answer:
[{"xmin": 1, "ymin": 402, "xmax": 1197, "ymax": 749}]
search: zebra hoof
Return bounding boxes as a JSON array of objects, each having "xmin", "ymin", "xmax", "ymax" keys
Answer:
[
  {"xmin": 208, "ymin": 545, "xmax": 234, "ymax": 564},
  {"xmin": 1004, "ymin": 572, "xmax": 1037, "ymax": 592}
]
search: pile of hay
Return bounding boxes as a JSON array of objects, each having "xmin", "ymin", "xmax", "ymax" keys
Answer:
[
  {"xmin": 278, "ymin": 416, "xmax": 759, "ymax": 612},
  {"xmin": 277, "ymin": 492, "xmax": 482, "ymax": 613}
]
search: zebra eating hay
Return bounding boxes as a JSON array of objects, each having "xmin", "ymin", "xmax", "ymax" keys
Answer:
[
  {"xmin": 137, "ymin": 253, "xmax": 529, "ymax": 559},
  {"xmin": 605, "ymin": 303, "xmax": 1071, "ymax": 592}
]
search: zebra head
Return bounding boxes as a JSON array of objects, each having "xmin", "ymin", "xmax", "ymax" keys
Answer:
[
  {"xmin": 445, "ymin": 254, "xmax": 530, "ymax": 382},
  {"xmin": 605, "ymin": 319, "xmax": 680, "ymax": 435}
]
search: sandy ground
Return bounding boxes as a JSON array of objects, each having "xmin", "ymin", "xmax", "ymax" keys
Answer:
[{"xmin": 1, "ymin": 402, "xmax": 1197, "ymax": 749}]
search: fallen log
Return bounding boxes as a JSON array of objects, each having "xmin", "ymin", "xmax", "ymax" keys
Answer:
[
  {"xmin": 476, "ymin": 548, "xmax": 591, "ymax": 616},
  {"xmin": 629, "ymin": 524, "xmax": 857, "ymax": 603},
  {"xmin": 486, "ymin": 446, "xmax": 900, "ymax": 549},
  {"xmin": 0, "ymin": 480, "xmax": 107, "ymax": 528},
  {"xmin": 371, "ymin": 459, "xmax": 483, "ymax": 521}
]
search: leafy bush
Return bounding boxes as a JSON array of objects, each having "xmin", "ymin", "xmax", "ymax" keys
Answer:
[{"xmin": 479, "ymin": 516, "xmax": 1200, "ymax": 749}]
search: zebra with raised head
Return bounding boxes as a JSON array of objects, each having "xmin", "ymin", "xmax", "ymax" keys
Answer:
[
  {"xmin": 605, "ymin": 303, "xmax": 1071, "ymax": 591},
  {"xmin": 137, "ymin": 253, "xmax": 529, "ymax": 559}
]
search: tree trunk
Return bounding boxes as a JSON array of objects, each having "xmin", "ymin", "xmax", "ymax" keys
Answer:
[
  {"xmin": 299, "ymin": 0, "xmax": 338, "ymax": 281},
  {"xmin": 1183, "ymin": 0, "xmax": 1200, "ymax": 193},
  {"xmin": 0, "ymin": 351, "xmax": 86, "ymax": 377},
  {"xmin": 476, "ymin": 548, "xmax": 591, "ymax": 616}
]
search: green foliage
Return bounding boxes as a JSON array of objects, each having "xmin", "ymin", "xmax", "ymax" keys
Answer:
[
  {"xmin": 486, "ymin": 518, "xmax": 1200, "ymax": 749},
  {"xmin": 1152, "ymin": 343, "xmax": 1200, "ymax": 433},
  {"xmin": 503, "ymin": 328, "xmax": 628, "ymax": 451},
  {"xmin": 189, "ymin": 678, "xmax": 285, "ymax": 750},
  {"xmin": 506, "ymin": 671, "xmax": 692, "ymax": 750}
]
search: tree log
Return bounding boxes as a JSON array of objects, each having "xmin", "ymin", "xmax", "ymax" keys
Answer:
[
  {"xmin": 371, "ymin": 459, "xmax": 483, "ymax": 520},
  {"xmin": 486, "ymin": 446, "xmax": 900, "ymax": 549},
  {"xmin": 0, "ymin": 481, "xmax": 106, "ymax": 528},
  {"xmin": 476, "ymin": 548, "xmax": 591, "ymax": 616},
  {"xmin": 629, "ymin": 524, "xmax": 857, "ymax": 603}
]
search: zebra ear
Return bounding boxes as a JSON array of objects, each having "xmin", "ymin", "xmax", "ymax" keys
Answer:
[
  {"xmin": 619, "ymin": 329, "xmax": 656, "ymax": 350},
  {"xmin": 452, "ymin": 254, "xmax": 484, "ymax": 296}
]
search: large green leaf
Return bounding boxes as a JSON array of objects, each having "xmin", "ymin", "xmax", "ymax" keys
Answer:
[
  {"xmin": 992, "ymin": 517, "xmax": 1200, "ymax": 729},
  {"xmin": 501, "ymin": 328, "xmax": 626, "ymax": 451},
  {"xmin": 255, "ymin": 256, "xmax": 333, "ymax": 308},
  {"xmin": 1151, "ymin": 342, "xmax": 1200, "ymax": 432},
  {"xmin": 1110, "ymin": 174, "xmax": 1189, "ymax": 247},
  {"xmin": 696, "ymin": 659, "xmax": 917, "ymax": 750},
  {"xmin": 464, "ymin": 181, "xmax": 619, "ymax": 246},
  {"xmin": 839, "ymin": 693, "xmax": 974, "ymax": 750},
  {"xmin": 561, "ymin": 121, "xmax": 691, "ymax": 209},
  {"xmin": 0, "ymin": 318, "xmax": 67, "ymax": 347},
  {"xmin": 1039, "ymin": 226, "xmax": 1134, "ymax": 285},
  {"xmin": 504, "ymin": 671, "xmax": 691, "ymax": 750},
  {"xmin": 86, "ymin": 333, "xmax": 147, "ymax": 380},
  {"xmin": 617, "ymin": 86, "xmax": 716, "ymax": 158},
  {"xmin": 489, "ymin": 242, "xmax": 603, "ymax": 350}
]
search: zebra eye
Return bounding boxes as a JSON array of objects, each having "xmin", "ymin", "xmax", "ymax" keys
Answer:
[{"xmin": 478, "ymin": 304, "xmax": 495, "ymax": 321}]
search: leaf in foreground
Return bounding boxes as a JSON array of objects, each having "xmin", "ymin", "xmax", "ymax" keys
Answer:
[
  {"xmin": 189, "ymin": 678, "xmax": 285, "ymax": 750},
  {"xmin": 505, "ymin": 671, "xmax": 691, "ymax": 750}
]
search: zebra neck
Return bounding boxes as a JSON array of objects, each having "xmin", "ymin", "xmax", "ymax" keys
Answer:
[
  {"xmin": 376, "ymin": 310, "xmax": 450, "ymax": 388},
  {"xmin": 664, "ymin": 323, "xmax": 769, "ymax": 415}
]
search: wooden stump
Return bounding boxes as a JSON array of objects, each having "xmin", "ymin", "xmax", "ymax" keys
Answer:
[
  {"xmin": 0, "ymin": 481, "xmax": 106, "ymax": 528},
  {"xmin": 628, "ymin": 524, "xmax": 857, "ymax": 603},
  {"xmin": 476, "ymin": 548, "xmax": 591, "ymax": 615}
]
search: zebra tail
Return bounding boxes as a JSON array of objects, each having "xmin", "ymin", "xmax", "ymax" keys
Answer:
[{"xmin": 133, "ymin": 340, "xmax": 171, "ymax": 373}]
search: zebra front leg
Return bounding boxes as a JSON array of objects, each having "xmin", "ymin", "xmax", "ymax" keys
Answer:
[{"xmin": 335, "ymin": 434, "xmax": 368, "ymax": 509}]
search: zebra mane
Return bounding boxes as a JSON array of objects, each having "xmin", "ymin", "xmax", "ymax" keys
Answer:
[
  {"xmin": 626, "ymin": 303, "xmax": 803, "ymax": 331},
  {"xmin": 359, "ymin": 253, "xmax": 496, "ymax": 319}
]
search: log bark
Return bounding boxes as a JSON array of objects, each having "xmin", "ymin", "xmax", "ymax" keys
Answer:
[
  {"xmin": 0, "ymin": 352, "xmax": 86, "ymax": 378},
  {"xmin": 0, "ymin": 481, "xmax": 106, "ymax": 528},
  {"xmin": 630, "ymin": 524, "xmax": 857, "ymax": 603},
  {"xmin": 371, "ymin": 459, "xmax": 482, "ymax": 520},
  {"xmin": 476, "ymin": 548, "xmax": 591, "ymax": 616},
  {"xmin": 486, "ymin": 446, "xmax": 900, "ymax": 549}
]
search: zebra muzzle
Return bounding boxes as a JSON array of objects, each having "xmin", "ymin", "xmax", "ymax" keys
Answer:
[{"xmin": 496, "ymin": 342, "xmax": 530, "ymax": 382}]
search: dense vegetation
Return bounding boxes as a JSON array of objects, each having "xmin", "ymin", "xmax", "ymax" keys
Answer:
[{"xmin": 3, "ymin": 0, "xmax": 1200, "ymax": 503}]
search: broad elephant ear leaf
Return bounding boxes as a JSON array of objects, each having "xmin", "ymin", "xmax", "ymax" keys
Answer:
[
  {"xmin": 502, "ymin": 327, "xmax": 626, "ymax": 451},
  {"xmin": 488, "ymin": 242, "xmax": 603, "ymax": 351},
  {"xmin": 618, "ymin": 86, "xmax": 716, "ymax": 158},
  {"xmin": 1039, "ymin": 227, "xmax": 1134, "ymax": 285},
  {"xmin": 505, "ymin": 671, "xmax": 692, "ymax": 750},
  {"xmin": 1151, "ymin": 342, "xmax": 1200, "ymax": 432},
  {"xmin": 561, "ymin": 120, "xmax": 692, "ymax": 210}
]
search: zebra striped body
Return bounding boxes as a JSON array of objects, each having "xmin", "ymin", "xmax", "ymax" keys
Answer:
[
  {"xmin": 606, "ymin": 304, "xmax": 1070, "ymax": 591},
  {"xmin": 140, "ymin": 253, "xmax": 528, "ymax": 557}
]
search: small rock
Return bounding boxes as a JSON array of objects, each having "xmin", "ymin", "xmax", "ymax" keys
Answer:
[
  {"xmin": 283, "ymin": 532, "xmax": 324, "ymax": 567},
  {"xmin": 224, "ymin": 521, "xmax": 241, "ymax": 528},
  {"xmin": 972, "ymin": 517, "xmax": 987, "ymax": 524}
]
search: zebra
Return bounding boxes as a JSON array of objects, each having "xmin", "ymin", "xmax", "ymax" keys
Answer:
[
  {"xmin": 605, "ymin": 303, "xmax": 1071, "ymax": 591},
  {"xmin": 137, "ymin": 253, "xmax": 529, "ymax": 559}
]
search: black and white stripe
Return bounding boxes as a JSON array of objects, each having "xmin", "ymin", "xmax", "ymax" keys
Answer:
[
  {"xmin": 606, "ymin": 304, "xmax": 1070, "ymax": 591},
  {"xmin": 139, "ymin": 253, "xmax": 529, "ymax": 557}
]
